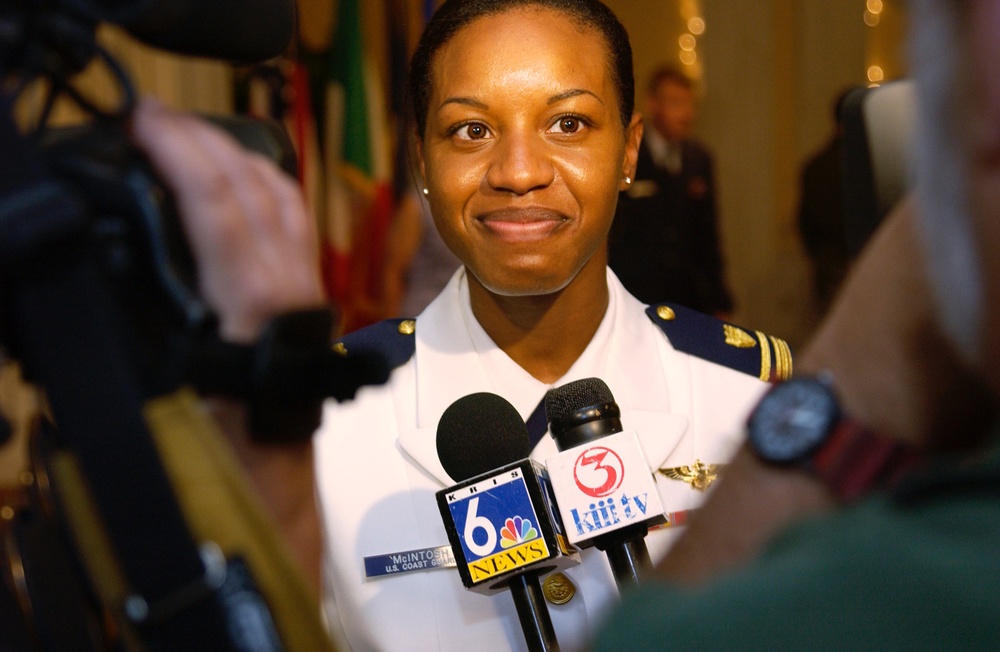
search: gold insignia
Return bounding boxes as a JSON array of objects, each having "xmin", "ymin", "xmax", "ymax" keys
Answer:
[
  {"xmin": 542, "ymin": 572, "xmax": 576, "ymax": 605},
  {"xmin": 658, "ymin": 460, "xmax": 723, "ymax": 491},
  {"xmin": 723, "ymin": 324, "xmax": 756, "ymax": 349},
  {"xmin": 656, "ymin": 305, "xmax": 676, "ymax": 321},
  {"xmin": 331, "ymin": 342, "xmax": 348, "ymax": 356},
  {"xmin": 398, "ymin": 319, "xmax": 416, "ymax": 335}
]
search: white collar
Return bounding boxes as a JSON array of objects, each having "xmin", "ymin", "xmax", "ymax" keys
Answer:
[{"xmin": 399, "ymin": 267, "xmax": 690, "ymax": 485}]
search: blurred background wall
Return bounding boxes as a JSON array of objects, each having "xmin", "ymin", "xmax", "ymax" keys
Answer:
[
  {"xmin": 35, "ymin": 0, "xmax": 909, "ymax": 345},
  {"xmin": 1, "ymin": 0, "xmax": 908, "ymax": 485}
]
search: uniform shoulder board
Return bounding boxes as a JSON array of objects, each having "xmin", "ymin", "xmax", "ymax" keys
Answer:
[
  {"xmin": 333, "ymin": 318, "xmax": 417, "ymax": 372},
  {"xmin": 645, "ymin": 303, "xmax": 793, "ymax": 382}
]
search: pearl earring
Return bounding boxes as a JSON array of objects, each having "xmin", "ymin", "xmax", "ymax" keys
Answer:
[
  {"xmin": 422, "ymin": 187, "xmax": 429, "ymax": 196},
  {"xmin": 624, "ymin": 176, "xmax": 632, "ymax": 185}
]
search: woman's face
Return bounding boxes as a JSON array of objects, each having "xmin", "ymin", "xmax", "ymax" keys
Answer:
[{"xmin": 419, "ymin": 7, "xmax": 641, "ymax": 297}]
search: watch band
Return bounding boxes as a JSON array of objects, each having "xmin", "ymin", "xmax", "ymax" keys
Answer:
[{"xmin": 810, "ymin": 419, "xmax": 922, "ymax": 501}]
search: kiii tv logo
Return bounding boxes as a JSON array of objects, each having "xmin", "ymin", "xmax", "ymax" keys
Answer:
[{"xmin": 569, "ymin": 444, "xmax": 654, "ymax": 536}]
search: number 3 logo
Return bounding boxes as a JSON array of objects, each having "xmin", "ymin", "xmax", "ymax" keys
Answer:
[{"xmin": 573, "ymin": 446, "xmax": 624, "ymax": 497}]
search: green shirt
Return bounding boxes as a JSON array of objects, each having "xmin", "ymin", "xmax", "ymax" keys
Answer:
[{"xmin": 592, "ymin": 445, "xmax": 1000, "ymax": 650}]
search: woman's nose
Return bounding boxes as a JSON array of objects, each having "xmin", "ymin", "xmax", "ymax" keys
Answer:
[{"xmin": 485, "ymin": 130, "xmax": 555, "ymax": 195}]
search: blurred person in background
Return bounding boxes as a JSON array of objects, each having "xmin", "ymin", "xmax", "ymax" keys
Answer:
[
  {"xmin": 609, "ymin": 64, "xmax": 733, "ymax": 318},
  {"xmin": 798, "ymin": 90, "xmax": 851, "ymax": 316}
]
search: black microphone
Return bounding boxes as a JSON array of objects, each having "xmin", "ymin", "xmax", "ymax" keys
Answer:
[
  {"xmin": 544, "ymin": 378, "xmax": 665, "ymax": 589},
  {"xmin": 436, "ymin": 392, "xmax": 579, "ymax": 652},
  {"xmin": 98, "ymin": 0, "xmax": 297, "ymax": 62}
]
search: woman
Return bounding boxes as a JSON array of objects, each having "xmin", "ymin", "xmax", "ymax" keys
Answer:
[{"xmin": 316, "ymin": 1, "xmax": 789, "ymax": 650}]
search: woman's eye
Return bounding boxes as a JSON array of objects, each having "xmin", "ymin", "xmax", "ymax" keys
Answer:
[
  {"xmin": 551, "ymin": 116, "xmax": 584, "ymax": 134},
  {"xmin": 454, "ymin": 123, "xmax": 491, "ymax": 140}
]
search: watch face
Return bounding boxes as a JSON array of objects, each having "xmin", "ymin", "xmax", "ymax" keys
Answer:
[{"xmin": 748, "ymin": 378, "xmax": 841, "ymax": 463}]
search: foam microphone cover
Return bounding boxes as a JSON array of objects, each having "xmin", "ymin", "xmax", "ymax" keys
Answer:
[
  {"xmin": 102, "ymin": 0, "xmax": 297, "ymax": 63},
  {"xmin": 544, "ymin": 377, "xmax": 622, "ymax": 450},
  {"xmin": 436, "ymin": 392, "xmax": 530, "ymax": 482}
]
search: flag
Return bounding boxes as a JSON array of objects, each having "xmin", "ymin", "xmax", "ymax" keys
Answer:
[
  {"xmin": 289, "ymin": 62, "xmax": 325, "ymax": 224},
  {"xmin": 323, "ymin": 0, "xmax": 394, "ymax": 334}
]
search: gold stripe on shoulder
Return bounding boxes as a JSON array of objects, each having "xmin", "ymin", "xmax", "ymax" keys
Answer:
[
  {"xmin": 754, "ymin": 331, "xmax": 771, "ymax": 381},
  {"xmin": 769, "ymin": 335, "xmax": 793, "ymax": 381}
]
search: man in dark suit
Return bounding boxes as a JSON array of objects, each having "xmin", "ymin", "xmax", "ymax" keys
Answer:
[
  {"xmin": 609, "ymin": 65, "xmax": 733, "ymax": 317},
  {"xmin": 797, "ymin": 91, "xmax": 851, "ymax": 316}
]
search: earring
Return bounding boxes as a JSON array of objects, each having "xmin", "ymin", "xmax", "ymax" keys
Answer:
[
  {"xmin": 624, "ymin": 176, "xmax": 632, "ymax": 185},
  {"xmin": 422, "ymin": 187, "xmax": 429, "ymax": 196}
]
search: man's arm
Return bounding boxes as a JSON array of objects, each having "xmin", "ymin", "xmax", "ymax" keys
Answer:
[
  {"xmin": 130, "ymin": 98, "xmax": 328, "ymax": 595},
  {"xmin": 656, "ymin": 196, "xmax": 994, "ymax": 585}
]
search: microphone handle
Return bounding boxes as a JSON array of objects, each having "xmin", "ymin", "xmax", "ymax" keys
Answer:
[
  {"xmin": 600, "ymin": 539, "xmax": 652, "ymax": 589},
  {"xmin": 594, "ymin": 523, "xmax": 653, "ymax": 589},
  {"xmin": 508, "ymin": 574, "xmax": 561, "ymax": 652}
]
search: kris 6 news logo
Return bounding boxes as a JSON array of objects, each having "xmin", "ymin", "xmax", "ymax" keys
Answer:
[{"xmin": 443, "ymin": 466, "xmax": 550, "ymax": 584}]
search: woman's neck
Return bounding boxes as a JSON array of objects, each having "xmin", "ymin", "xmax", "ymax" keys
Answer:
[{"xmin": 467, "ymin": 259, "xmax": 610, "ymax": 384}]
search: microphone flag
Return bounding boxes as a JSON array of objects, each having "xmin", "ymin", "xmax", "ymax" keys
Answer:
[
  {"xmin": 436, "ymin": 459, "xmax": 579, "ymax": 594},
  {"xmin": 544, "ymin": 430, "xmax": 666, "ymax": 547}
]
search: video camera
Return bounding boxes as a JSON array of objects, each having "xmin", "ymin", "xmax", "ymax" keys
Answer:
[{"xmin": 0, "ymin": 2, "xmax": 384, "ymax": 650}]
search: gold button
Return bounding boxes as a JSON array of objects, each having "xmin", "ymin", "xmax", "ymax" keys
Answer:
[
  {"xmin": 331, "ymin": 342, "xmax": 348, "ymax": 356},
  {"xmin": 542, "ymin": 572, "xmax": 576, "ymax": 605},
  {"xmin": 656, "ymin": 305, "xmax": 676, "ymax": 321},
  {"xmin": 398, "ymin": 319, "xmax": 416, "ymax": 335}
]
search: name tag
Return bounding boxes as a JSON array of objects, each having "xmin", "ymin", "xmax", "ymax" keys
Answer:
[{"xmin": 364, "ymin": 545, "xmax": 457, "ymax": 580}]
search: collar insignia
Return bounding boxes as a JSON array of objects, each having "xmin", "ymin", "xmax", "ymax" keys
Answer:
[{"xmin": 658, "ymin": 459, "xmax": 723, "ymax": 491}]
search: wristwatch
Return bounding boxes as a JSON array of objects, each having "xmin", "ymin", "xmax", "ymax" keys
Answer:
[{"xmin": 746, "ymin": 374, "xmax": 919, "ymax": 501}]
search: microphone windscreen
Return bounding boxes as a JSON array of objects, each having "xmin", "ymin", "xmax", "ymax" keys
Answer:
[
  {"xmin": 104, "ymin": 0, "xmax": 296, "ymax": 63},
  {"xmin": 544, "ymin": 377, "xmax": 614, "ymax": 423},
  {"xmin": 436, "ymin": 392, "xmax": 530, "ymax": 482}
]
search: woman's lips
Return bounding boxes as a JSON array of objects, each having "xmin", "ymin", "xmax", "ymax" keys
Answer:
[{"xmin": 476, "ymin": 207, "xmax": 568, "ymax": 242}]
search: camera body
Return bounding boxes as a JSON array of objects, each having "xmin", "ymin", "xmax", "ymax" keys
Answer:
[
  {"xmin": 37, "ymin": 117, "xmax": 299, "ymax": 397},
  {"xmin": 0, "ymin": 115, "xmax": 302, "ymax": 652},
  {"xmin": 0, "ymin": 5, "xmax": 310, "ymax": 648}
]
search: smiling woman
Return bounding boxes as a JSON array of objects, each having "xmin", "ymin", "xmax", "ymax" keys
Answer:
[
  {"xmin": 419, "ymin": 7, "xmax": 635, "ymax": 320},
  {"xmin": 315, "ymin": 1, "xmax": 790, "ymax": 650}
]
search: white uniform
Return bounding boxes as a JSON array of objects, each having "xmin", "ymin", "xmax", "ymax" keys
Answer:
[{"xmin": 316, "ymin": 268, "xmax": 769, "ymax": 651}]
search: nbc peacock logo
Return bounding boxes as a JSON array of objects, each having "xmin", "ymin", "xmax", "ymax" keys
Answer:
[{"xmin": 499, "ymin": 516, "xmax": 538, "ymax": 549}]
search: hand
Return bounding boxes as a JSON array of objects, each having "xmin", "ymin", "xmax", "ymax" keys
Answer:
[
  {"xmin": 129, "ymin": 98, "xmax": 325, "ymax": 595},
  {"xmin": 799, "ymin": 196, "xmax": 993, "ymax": 451},
  {"xmin": 129, "ymin": 98, "xmax": 326, "ymax": 343},
  {"xmin": 654, "ymin": 197, "xmax": 994, "ymax": 586}
]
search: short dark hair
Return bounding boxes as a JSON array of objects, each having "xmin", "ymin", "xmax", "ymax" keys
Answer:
[
  {"xmin": 408, "ymin": 0, "xmax": 635, "ymax": 139},
  {"xmin": 646, "ymin": 65, "xmax": 694, "ymax": 96}
]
